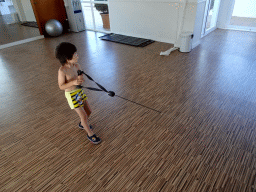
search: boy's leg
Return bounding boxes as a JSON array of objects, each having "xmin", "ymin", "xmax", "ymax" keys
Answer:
[
  {"xmin": 83, "ymin": 100, "xmax": 92, "ymax": 117},
  {"xmin": 78, "ymin": 100, "xmax": 93, "ymax": 130},
  {"xmin": 74, "ymin": 107, "xmax": 94, "ymax": 137}
]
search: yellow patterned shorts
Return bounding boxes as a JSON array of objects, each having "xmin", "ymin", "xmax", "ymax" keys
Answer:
[{"xmin": 65, "ymin": 89, "xmax": 88, "ymax": 109}]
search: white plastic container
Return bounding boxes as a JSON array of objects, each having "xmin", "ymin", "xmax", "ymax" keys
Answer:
[{"xmin": 180, "ymin": 32, "xmax": 193, "ymax": 53}]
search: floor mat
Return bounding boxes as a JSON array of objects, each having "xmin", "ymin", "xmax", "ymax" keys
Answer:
[
  {"xmin": 20, "ymin": 22, "xmax": 38, "ymax": 28},
  {"xmin": 99, "ymin": 33, "xmax": 155, "ymax": 47}
]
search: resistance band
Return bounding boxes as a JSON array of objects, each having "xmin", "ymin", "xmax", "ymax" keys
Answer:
[{"xmin": 77, "ymin": 70, "xmax": 161, "ymax": 114}]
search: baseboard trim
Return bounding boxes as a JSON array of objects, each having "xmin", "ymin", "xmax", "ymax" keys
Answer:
[{"xmin": 192, "ymin": 40, "xmax": 200, "ymax": 49}]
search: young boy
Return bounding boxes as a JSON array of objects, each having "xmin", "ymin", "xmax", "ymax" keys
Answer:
[{"xmin": 56, "ymin": 42, "xmax": 101, "ymax": 144}]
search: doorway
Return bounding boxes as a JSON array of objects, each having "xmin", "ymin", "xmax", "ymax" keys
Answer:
[
  {"xmin": 81, "ymin": 0, "xmax": 110, "ymax": 32},
  {"xmin": 201, "ymin": 0, "xmax": 221, "ymax": 37},
  {"xmin": 228, "ymin": 0, "xmax": 256, "ymax": 32}
]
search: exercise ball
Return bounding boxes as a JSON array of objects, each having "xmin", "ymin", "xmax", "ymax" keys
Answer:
[{"xmin": 45, "ymin": 19, "xmax": 63, "ymax": 37}]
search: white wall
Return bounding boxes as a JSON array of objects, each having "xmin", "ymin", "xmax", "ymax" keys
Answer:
[
  {"xmin": 11, "ymin": 0, "xmax": 35, "ymax": 22},
  {"xmin": 20, "ymin": 0, "xmax": 36, "ymax": 21},
  {"xmin": 109, "ymin": 0, "xmax": 202, "ymax": 45},
  {"xmin": 12, "ymin": 0, "xmax": 26, "ymax": 21}
]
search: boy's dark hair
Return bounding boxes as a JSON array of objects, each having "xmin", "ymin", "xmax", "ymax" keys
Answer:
[{"xmin": 55, "ymin": 42, "xmax": 77, "ymax": 66}]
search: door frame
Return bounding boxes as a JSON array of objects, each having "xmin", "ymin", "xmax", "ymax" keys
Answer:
[
  {"xmin": 30, "ymin": 0, "xmax": 43, "ymax": 35},
  {"xmin": 201, "ymin": 0, "xmax": 221, "ymax": 37},
  {"xmin": 201, "ymin": 0, "xmax": 210, "ymax": 37},
  {"xmin": 81, "ymin": 0, "xmax": 111, "ymax": 33}
]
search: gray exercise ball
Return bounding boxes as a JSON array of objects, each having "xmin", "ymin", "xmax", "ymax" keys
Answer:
[{"xmin": 45, "ymin": 19, "xmax": 63, "ymax": 37}]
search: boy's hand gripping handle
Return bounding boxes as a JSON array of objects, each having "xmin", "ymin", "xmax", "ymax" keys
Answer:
[{"xmin": 76, "ymin": 70, "xmax": 83, "ymax": 89}]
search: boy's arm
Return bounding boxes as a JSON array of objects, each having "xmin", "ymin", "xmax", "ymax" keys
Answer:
[{"xmin": 58, "ymin": 68, "xmax": 83, "ymax": 90}]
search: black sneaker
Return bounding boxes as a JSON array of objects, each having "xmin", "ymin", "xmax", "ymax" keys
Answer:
[
  {"xmin": 79, "ymin": 122, "xmax": 93, "ymax": 130},
  {"xmin": 87, "ymin": 134, "xmax": 101, "ymax": 144}
]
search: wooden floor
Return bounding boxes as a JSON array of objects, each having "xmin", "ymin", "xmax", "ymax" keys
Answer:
[
  {"xmin": 1, "ymin": 29, "xmax": 256, "ymax": 192},
  {"xmin": 0, "ymin": 16, "xmax": 40, "ymax": 45}
]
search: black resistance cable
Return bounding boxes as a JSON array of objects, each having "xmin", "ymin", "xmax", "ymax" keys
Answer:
[{"xmin": 76, "ymin": 70, "xmax": 161, "ymax": 114}]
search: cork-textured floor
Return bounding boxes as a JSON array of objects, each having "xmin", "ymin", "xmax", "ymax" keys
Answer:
[{"xmin": 0, "ymin": 29, "xmax": 256, "ymax": 191}]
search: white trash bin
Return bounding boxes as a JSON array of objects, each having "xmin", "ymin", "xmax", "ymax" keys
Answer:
[{"xmin": 180, "ymin": 32, "xmax": 193, "ymax": 53}]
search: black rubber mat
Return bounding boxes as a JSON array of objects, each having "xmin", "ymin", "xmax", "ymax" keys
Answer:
[
  {"xmin": 20, "ymin": 22, "xmax": 38, "ymax": 28},
  {"xmin": 99, "ymin": 33, "xmax": 154, "ymax": 47}
]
